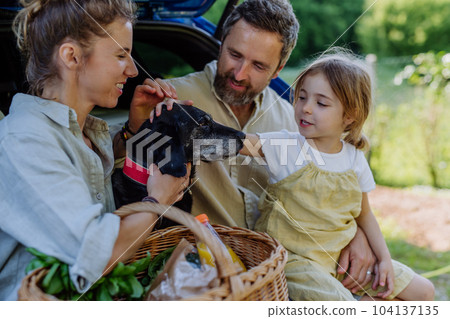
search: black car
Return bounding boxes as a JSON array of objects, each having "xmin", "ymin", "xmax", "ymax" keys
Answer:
[{"xmin": 0, "ymin": 0, "xmax": 290, "ymax": 123}]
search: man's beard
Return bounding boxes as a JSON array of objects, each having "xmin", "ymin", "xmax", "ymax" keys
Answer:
[{"xmin": 213, "ymin": 70, "xmax": 261, "ymax": 106}]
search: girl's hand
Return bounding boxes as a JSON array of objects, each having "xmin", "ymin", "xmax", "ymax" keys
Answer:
[
  {"xmin": 128, "ymin": 78, "xmax": 178, "ymax": 132},
  {"xmin": 373, "ymin": 259, "xmax": 395, "ymax": 299},
  {"xmin": 149, "ymin": 98, "xmax": 193, "ymax": 122},
  {"xmin": 146, "ymin": 163, "xmax": 191, "ymax": 205}
]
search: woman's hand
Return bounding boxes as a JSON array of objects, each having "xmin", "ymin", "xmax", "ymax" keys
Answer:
[
  {"xmin": 146, "ymin": 163, "xmax": 191, "ymax": 205},
  {"xmin": 104, "ymin": 164, "xmax": 191, "ymax": 274},
  {"xmin": 128, "ymin": 78, "xmax": 178, "ymax": 133},
  {"xmin": 149, "ymin": 98, "xmax": 193, "ymax": 122}
]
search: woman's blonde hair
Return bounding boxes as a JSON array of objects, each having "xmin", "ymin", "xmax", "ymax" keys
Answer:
[
  {"xmin": 13, "ymin": 0, "xmax": 136, "ymax": 96},
  {"xmin": 293, "ymin": 48, "xmax": 373, "ymax": 150}
]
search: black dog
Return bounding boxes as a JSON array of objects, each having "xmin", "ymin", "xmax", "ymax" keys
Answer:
[{"xmin": 112, "ymin": 103, "xmax": 245, "ymax": 228}]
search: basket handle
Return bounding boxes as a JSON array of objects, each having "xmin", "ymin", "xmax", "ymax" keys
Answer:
[{"xmin": 114, "ymin": 202, "xmax": 246, "ymax": 299}]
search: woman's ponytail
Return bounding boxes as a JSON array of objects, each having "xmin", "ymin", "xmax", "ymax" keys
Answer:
[{"xmin": 13, "ymin": 0, "xmax": 44, "ymax": 54}]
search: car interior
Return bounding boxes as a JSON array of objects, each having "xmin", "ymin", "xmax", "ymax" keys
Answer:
[
  {"xmin": 0, "ymin": 0, "xmax": 294, "ymax": 125},
  {"xmin": 0, "ymin": 12, "xmax": 26, "ymax": 117},
  {"xmin": 0, "ymin": 18, "xmax": 220, "ymax": 122},
  {"xmin": 0, "ymin": 0, "xmax": 244, "ymax": 122}
]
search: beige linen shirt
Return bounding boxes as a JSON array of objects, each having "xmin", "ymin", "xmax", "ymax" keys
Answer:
[{"xmin": 167, "ymin": 61, "xmax": 297, "ymax": 228}]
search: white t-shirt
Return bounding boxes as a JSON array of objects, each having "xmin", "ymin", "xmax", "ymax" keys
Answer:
[{"xmin": 258, "ymin": 130, "xmax": 376, "ymax": 193}]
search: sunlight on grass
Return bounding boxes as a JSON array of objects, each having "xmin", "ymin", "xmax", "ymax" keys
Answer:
[
  {"xmin": 375, "ymin": 211, "xmax": 410, "ymax": 241},
  {"xmin": 374, "ymin": 209, "xmax": 450, "ymax": 300}
]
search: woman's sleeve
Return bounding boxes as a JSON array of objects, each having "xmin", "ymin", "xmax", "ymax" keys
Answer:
[{"xmin": 0, "ymin": 133, "xmax": 120, "ymax": 292}]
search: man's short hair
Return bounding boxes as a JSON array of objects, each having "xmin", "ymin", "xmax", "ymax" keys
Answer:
[{"xmin": 221, "ymin": 0, "xmax": 299, "ymax": 67}]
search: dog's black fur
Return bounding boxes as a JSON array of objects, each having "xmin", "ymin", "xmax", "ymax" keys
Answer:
[{"xmin": 112, "ymin": 103, "xmax": 245, "ymax": 228}]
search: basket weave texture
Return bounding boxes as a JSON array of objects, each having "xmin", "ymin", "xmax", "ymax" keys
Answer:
[{"xmin": 18, "ymin": 202, "xmax": 289, "ymax": 301}]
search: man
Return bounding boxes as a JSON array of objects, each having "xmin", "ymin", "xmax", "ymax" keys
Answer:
[
  {"xmin": 166, "ymin": 0, "xmax": 298, "ymax": 229},
  {"xmin": 164, "ymin": 0, "xmax": 376, "ymax": 293}
]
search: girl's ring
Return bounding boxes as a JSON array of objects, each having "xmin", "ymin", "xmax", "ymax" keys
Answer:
[{"xmin": 367, "ymin": 270, "xmax": 372, "ymax": 276}]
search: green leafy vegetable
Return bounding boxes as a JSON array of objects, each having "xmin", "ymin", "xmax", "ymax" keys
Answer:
[
  {"xmin": 147, "ymin": 246, "xmax": 176, "ymax": 282},
  {"xmin": 24, "ymin": 245, "xmax": 176, "ymax": 300}
]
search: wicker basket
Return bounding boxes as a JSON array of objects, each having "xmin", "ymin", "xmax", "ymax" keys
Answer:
[{"xmin": 19, "ymin": 202, "xmax": 289, "ymax": 301}]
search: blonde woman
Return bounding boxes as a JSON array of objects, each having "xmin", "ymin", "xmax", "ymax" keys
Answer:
[{"xmin": 0, "ymin": 0, "xmax": 189, "ymax": 300}]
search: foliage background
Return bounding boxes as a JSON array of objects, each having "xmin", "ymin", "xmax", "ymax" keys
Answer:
[
  {"xmin": 356, "ymin": 0, "xmax": 450, "ymax": 57},
  {"xmin": 205, "ymin": 0, "xmax": 450, "ymax": 63}
]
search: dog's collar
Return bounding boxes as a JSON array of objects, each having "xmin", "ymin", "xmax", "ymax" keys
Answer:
[{"xmin": 123, "ymin": 156, "xmax": 150, "ymax": 185}]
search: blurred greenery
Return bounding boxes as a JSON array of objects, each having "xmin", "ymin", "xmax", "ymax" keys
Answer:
[
  {"xmin": 289, "ymin": 0, "xmax": 365, "ymax": 64},
  {"xmin": 369, "ymin": 52, "xmax": 450, "ymax": 188},
  {"xmin": 395, "ymin": 51, "xmax": 450, "ymax": 95},
  {"xmin": 203, "ymin": 0, "xmax": 365, "ymax": 65},
  {"xmin": 376, "ymin": 210, "xmax": 450, "ymax": 300},
  {"xmin": 134, "ymin": 42, "xmax": 195, "ymax": 78},
  {"xmin": 356, "ymin": 0, "xmax": 450, "ymax": 57},
  {"xmin": 204, "ymin": 0, "xmax": 450, "ymax": 63},
  {"xmin": 203, "ymin": 0, "xmax": 235, "ymax": 25}
]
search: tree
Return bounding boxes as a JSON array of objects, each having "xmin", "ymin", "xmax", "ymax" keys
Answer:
[
  {"xmin": 356, "ymin": 0, "xmax": 450, "ymax": 56},
  {"xmin": 395, "ymin": 51, "xmax": 450, "ymax": 188},
  {"xmin": 290, "ymin": 0, "xmax": 365, "ymax": 64}
]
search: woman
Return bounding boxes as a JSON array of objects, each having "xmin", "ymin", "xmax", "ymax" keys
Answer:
[{"xmin": 0, "ymin": 0, "xmax": 189, "ymax": 300}]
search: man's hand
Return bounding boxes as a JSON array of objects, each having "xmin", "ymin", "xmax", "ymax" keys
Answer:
[
  {"xmin": 338, "ymin": 227, "xmax": 377, "ymax": 293},
  {"xmin": 150, "ymin": 98, "xmax": 194, "ymax": 122}
]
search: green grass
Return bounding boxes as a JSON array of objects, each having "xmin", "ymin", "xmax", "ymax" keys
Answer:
[
  {"xmin": 387, "ymin": 239, "xmax": 450, "ymax": 300},
  {"xmin": 376, "ymin": 211, "xmax": 450, "ymax": 300}
]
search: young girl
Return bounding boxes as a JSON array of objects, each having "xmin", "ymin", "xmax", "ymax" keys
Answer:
[
  {"xmin": 241, "ymin": 51, "xmax": 435, "ymax": 301},
  {"xmin": 0, "ymin": 0, "xmax": 190, "ymax": 300}
]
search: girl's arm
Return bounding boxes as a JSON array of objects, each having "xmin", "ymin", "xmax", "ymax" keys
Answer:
[
  {"xmin": 356, "ymin": 192, "xmax": 394, "ymax": 298},
  {"xmin": 240, "ymin": 133, "xmax": 264, "ymax": 157}
]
